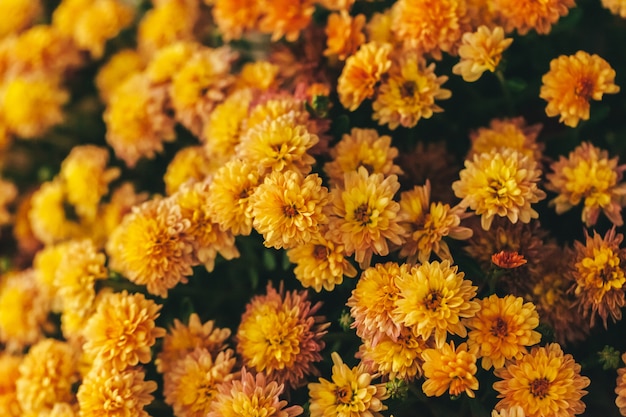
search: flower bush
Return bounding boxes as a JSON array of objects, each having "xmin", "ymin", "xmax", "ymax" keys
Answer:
[{"xmin": 2, "ymin": 0, "xmax": 626, "ymax": 416}]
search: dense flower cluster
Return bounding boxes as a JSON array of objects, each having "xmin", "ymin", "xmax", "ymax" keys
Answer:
[{"xmin": 0, "ymin": 1, "xmax": 625, "ymax": 417}]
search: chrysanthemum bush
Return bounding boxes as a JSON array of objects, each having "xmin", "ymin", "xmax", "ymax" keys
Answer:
[{"xmin": 3, "ymin": 0, "xmax": 626, "ymax": 416}]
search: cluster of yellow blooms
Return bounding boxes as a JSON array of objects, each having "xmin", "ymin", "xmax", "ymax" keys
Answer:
[{"xmin": 2, "ymin": 0, "xmax": 626, "ymax": 417}]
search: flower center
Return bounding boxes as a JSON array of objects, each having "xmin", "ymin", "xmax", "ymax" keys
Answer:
[
  {"xmin": 354, "ymin": 203, "xmax": 371, "ymax": 225},
  {"xmin": 575, "ymin": 77, "xmax": 594, "ymax": 100},
  {"xmin": 490, "ymin": 316, "xmax": 509, "ymax": 337},
  {"xmin": 313, "ymin": 245, "xmax": 327, "ymax": 260},
  {"xmin": 400, "ymin": 80, "xmax": 417, "ymax": 98},
  {"xmin": 283, "ymin": 204, "xmax": 298, "ymax": 218},
  {"xmin": 335, "ymin": 385, "xmax": 353, "ymax": 404},
  {"xmin": 529, "ymin": 377, "xmax": 551, "ymax": 399},
  {"xmin": 424, "ymin": 290, "xmax": 443, "ymax": 311}
]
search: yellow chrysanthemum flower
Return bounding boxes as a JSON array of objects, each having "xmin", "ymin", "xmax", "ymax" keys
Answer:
[
  {"xmin": 366, "ymin": 10, "xmax": 394, "ymax": 44},
  {"xmin": 398, "ymin": 181, "xmax": 473, "ymax": 264},
  {"xmin": 323, "ymin": 127, "xmax": 402, "ymax": 186},
  {"xmin": 28, "ymin": 179, "xmax": 87, "ymax": 245},
  {"xmin": 492, "ymin": 0, "xmax": 575, "ymax": 35},
  {"xmin": 251, "ymin": 170, "xmax": 329, "ymax": 250},
  {"xmin": 208, "ymin": 368, "xmax": 303, "ymax": 417},
  {"xmin": 324, "ymin": 11, "xmax": 366, "ymax": 60},
  {"xmin": 308, "ymin": 352, "xmax": 388, "ymax": 417},
  {"xmin": 211, "ymin": 0, "xmax": 260, "ymax": 41},
  {"xmin": 53, "ymin": 239, "xmax": 108, "ymax": 340},
  {"xmin": 96, "ymin": 49, "xmax": 145, "ymax": 103},
  {"xmin": 144, "ymin": 40, "xmax": 200, "ymax": 84},
  {"xmin": 171, "ymin": 46, "xmax": 236, "ymax": 136},
  {"xmin": 358, "ymin": 326, "xmax": 431, "ymax": 381},
  {"xmin": 237, "ymin": 61, "xmax": 280, "ymax": 91},
  {"xmin": 237, "ymin": 283, "xmax": 328, "ymax": 390},
  {"xmin": 53, "ymin": 0, "xmax": 134, "ymax": 58},
  {"xmin": 468, "ymin": 116, "xmax": 543, "ymax": 161},
  {"xmin": 452, "ymin": 148, "xmax": 546, "ymax": 230},
  {"xmin": 0, "ymin": 353, "xmax": 21, "ymax": 417},
  {"xmin": 163, "ymin": 146, "xmax": 215, "ymax": 195},
  {"xmin": 453, "ymin": 25, "xmax": 513, "ymax": 82},
  {"xmin": 206, "ymin": 159, "xmax": 261, "ymax": 236},
  {"xmin": 0, "ymin": 75, "xmax": 68, "ymax": 139},
  {"xmin": 59, "ymin": 145, "xmax": 120, "ymax": 223},
  {"xmin": 547, "ymin": 142, "xmax": 626, "ymax": 227},
  {"xmin": 491, "ymin": 406, "xmax": 526, "ymax": 417},
  {"xmin": 83, "ymin": 290, "xmax": 166, "ymax": 372},
  {"xmin": 136, "ymin": 0, "xmax": 199, "ymax": 55},
  {"xmin": 327, "ymin": 167, "xmax": 406, "ymax": 268},
  {"xmin": 104, "ymin": 73, "xmax": 176, "ymax": 168},
  {"xmin": 393, "ymin": 260, "xmax": 479, "ymax": 348},
  {"xmin": 164, "ymin": 348, "xmax": 237, "ymax": 417},
  {"xmin": 0, "ymin": 270, "xmax": 50, "ymax": 353},
  {"xmin": 173, "ymin": 181, "xmax": 240, "ymax": 272},
  {"xmin": 347, "ymin": 262, "xmax": 408, "ymax": 344},
  {"xmin": 8, "ymin": 25, "xmax": 83, "ymax": 76},
  {"xmin": 602, "ymin": 0, "xmax": 626, "ymax": 17},
  {"xmin": 391, "ymin": 0, "xmax": 470, "ymax": 60},
  {"xmin": 237, "ymin": 111, "xmax": 318, "ymax": 176},
  {"xmin": 77, "ymin": 366, "xmax": 157, "ymax": 417},
  {"xmin": 493, "ymin": 343, "xmax": 590, "ymax": 417},
  {"xmin": 422, "ymin": 341, "xmax": 479, "ymax": 398},
  {"xmin": 257, "ymin": 0, "xmax": 315, "ymax": 42},
  {"xmin": 16, "ymin": 339, "xmax": 79, "ymax": 415},
  {"xmin": 337, "ymin": 41, "xmax": 393, "ymax": 111},
  {"xmin": 540, "ymin": 51, "xmax": 620, "ymax": 128},
  {"xmin": 156, "ymin": 313, "xmax": 232, "ymax": 374},
  {"xmin": 465, "ymin": 294, "xmax": 542, "ymax": 370},
  {"xmin": 202, "ymin": 88, "xmax": 254, "ymax": 165},
  {"xmin": 287, "ymin": 233, "xmax": 357, "ymax": 292},
  {"xmin": 570, "ymin": 228, "xmax": 626, "ymax": 327},
  {"xmin": 106, "ymin": 197, "xmax": 195, "ymax": 298},
  {"xmin": 373, "ymin": 50, "xmax": 451, "ymax": 130}
]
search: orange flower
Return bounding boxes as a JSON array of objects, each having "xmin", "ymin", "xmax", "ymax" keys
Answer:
[
  {"xmin": 106, "ymin": 196, "xmax": 194, "ymax": 298},
  {"xmin": 547, "ymin": 142, "xmax": 626, "ymax": 227},
  {"xmin": 492, "ymin": 0, "xmax": 574, "ymax": 35},
  {"xmin": 77, "ymin": 366, "xmax": 157, "ymax": 417},
  {"xmin": 323, "ymin": 127, "xmax": 402, "ymax": 187},
  {"xmin": 398, "ymin": 181, "xmax": 473, "ymax": 264},
  {"xmin": 257, "ymin": 0, "xmax": 315, "ymax": 42},
  {"xmin": 422, "ymin": 341, "xmax": 478, "ymax": 398},
  {"xmin": 83, "ymin": 291, "xmax": 166, "ymax": 372},
  {"xmin": 308, "ymin": 352, "xmax": 388, "ymax": 417},
  {"xmin": 393, "ymin": 260, "xmax": 479, "ymax": 348},
  {"xmin": 570, "ymin": 227, "xmax": 626, "ymax": 327},
  {"xmin": 236, "ymin": 283, "xmax": 328, "ymax": 390},
  {"xmin": 453, "ymin": 25, "xmax": 513, "ymax": 82},
  {"xmin": 540, "ymin": 51, "xmax": 619, "ymax": 128},
  {"xmin": 327, "ymin": 167, "xmax": 406, "ymax": 268},
  {"xmin": 211, "ymin": 0, "xmax": 260, "ymax": 41},
  {"xmin": 372, "ymin": 50, "xmax": 451, "ymax": 130},
  {"xmin": 163, "ymin": 348, "xmax": 237, "ymax": 417},
  {"xmin": 287, "ymin": 233, "xmax": 357, "ymax": 292},
  {"xmin": 324, "ymin": 11, "xmax": 366, "ymax": 60},
  {"xmin": 492, "ymin": 251, "xmax": 527, "ymax": 269},
  {"xmin": 468, "ymin": 116, "xmax": 543, "ymax": 162},
  {"xmin": 209, "ymin": 368, "xmax": 303, "ymax": 417},
  {"xmin": 155, "ymin": 313, "xmax": 232, "ymax": 374},
  {"xmin": 452, "ymin": 148, "xmax": 546, "ymax": 230},
  {"xmin": 493, "ymin": 343, "xmax": 590, "ymax": 417},
  {"xmin": 251, "ymin": 170, "xmax": 330, "ymax": 250},
  {"xmin": 391, "ymin": 0, "xmax": 470, "ymax": 59},
  {"xmin": 347, "ymin": 262, "xmax": 409, "ymax": 344},
  {"xmin": 602, "ymin": 0, "xmax": 626, "ymax": 17},
  {"xmin": 465, "ymin": 294, "xmax": 541, "ymax": 370},
  {"xmin": 337, "ymin": 41, "xmax": 393, "ymax": 111}
]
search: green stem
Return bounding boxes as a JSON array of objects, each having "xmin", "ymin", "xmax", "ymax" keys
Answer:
[{"xmin": 495, "ymin": 70, "xmax": 515, "ymax": 116}]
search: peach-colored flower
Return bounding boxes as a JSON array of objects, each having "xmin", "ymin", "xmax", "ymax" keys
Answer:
[
  {"xmin": 540, "ymin": 51, "xmax": 619, "ymax": 128},
  {"xmin": 453, "ymin": 25, "xmax": 513, "ymax": 82}
]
